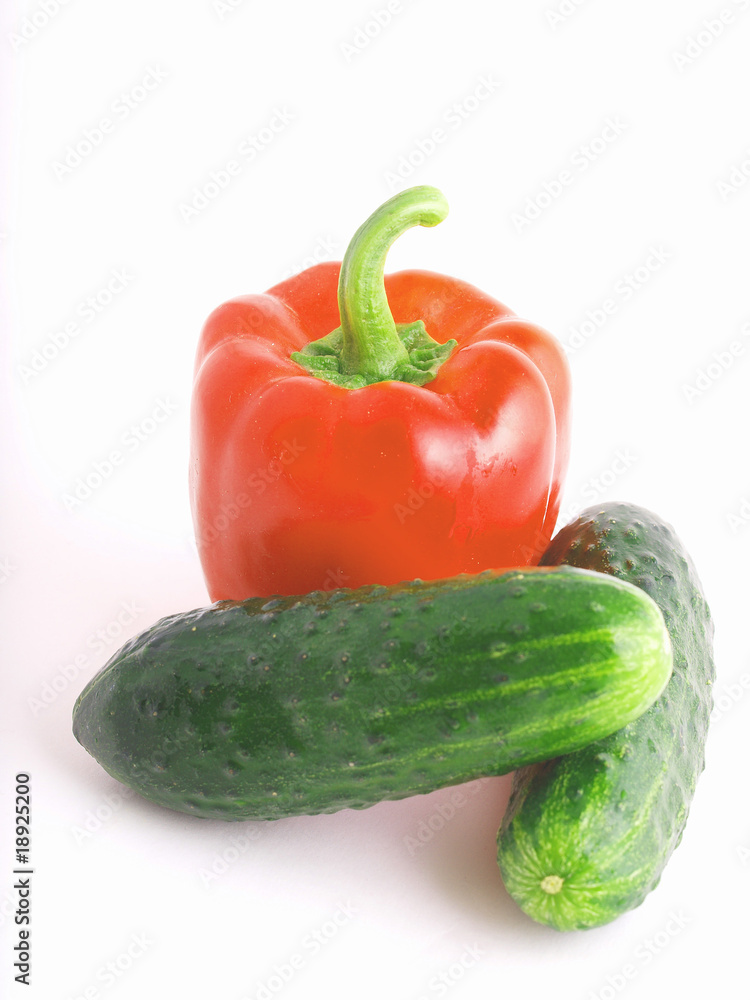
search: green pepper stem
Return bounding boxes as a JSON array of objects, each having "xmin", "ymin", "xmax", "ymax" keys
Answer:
[{"xmin": 338, "ymin": 186, "xmax": 449, "ymax": 382}]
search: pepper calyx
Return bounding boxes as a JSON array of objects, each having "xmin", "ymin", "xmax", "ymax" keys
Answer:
[
  {"xmin": 291, "ymin": 321, "xmax": 456, "ymax": 389},
  {"xmin": 289, "ymin": 186, "xmax": 454, "ymax": 388}
]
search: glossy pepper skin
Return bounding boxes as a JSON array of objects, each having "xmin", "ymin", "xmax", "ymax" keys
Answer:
[{"xmin": 190, "ymin": 187, "xmax": 571, "ymax": 600}]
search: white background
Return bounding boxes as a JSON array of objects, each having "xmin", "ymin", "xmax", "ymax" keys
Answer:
[{"xmin": 2, "ymin": 0, "xmax": 749, "ymax": 997}]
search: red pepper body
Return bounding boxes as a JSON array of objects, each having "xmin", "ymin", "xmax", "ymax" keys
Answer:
[{"xmin": 190, "ymin": 261, "xmax": 570, "ymax": 600}]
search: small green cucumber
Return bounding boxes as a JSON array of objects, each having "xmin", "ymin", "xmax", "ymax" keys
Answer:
[
  {"xmin": 497, "ymin": 503, "xmax": 714, "ymax": 931},
  {"xmin": 72, "ymin": 566, "xmax": 672, "ymax": 822}
]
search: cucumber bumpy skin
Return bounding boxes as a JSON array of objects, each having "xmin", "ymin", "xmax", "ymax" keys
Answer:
[
  {"xmin": 72, "ymin": 566, "xmax": 672, "ymax": 821},
  {"xmin": 497, "ymin": 503, "xmax": 714, "ymax": 931}
]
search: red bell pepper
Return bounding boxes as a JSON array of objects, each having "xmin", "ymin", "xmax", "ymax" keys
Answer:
[{"xmin": 190, "ymin": 186, "xmax": 570, "ymax": 600}]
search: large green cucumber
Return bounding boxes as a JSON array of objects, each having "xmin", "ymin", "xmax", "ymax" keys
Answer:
[
  {"xmin": 497, "ymin": 503, "xmax": 714, "ymax": 930},
  {"xmin": 72, "ymin": 566, "xmax": 671, "ymax": 821}
]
